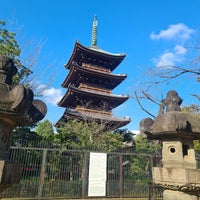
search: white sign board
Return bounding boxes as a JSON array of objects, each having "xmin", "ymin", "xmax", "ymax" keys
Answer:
[{"xmin": 88, "ymin": 152, "xmax": 107, "ymax": 196}]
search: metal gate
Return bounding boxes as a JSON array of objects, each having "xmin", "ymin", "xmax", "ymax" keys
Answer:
[{"xmin": 2, "ymin": 142, "xmax": 161, "ymax": 199}]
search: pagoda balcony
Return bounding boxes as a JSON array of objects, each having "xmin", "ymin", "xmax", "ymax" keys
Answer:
[
  {"xmin": 58, "ymin": 85, "xmax": 129, "ymax": 109},
  {"xmin": 75, "ymin": 106, "xmax": 112, "ymax": 116},
  {"xmin": 82, "ymin": 63, "xmax": 111, "ymax": 73},
  {"xmin": 78, "ymin": 83, "xmax": 111, "ymax": 94}
]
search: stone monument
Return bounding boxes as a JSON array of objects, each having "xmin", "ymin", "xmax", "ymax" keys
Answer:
[
  {"xmin": 140, "ymin": 90, "xmax": 200, "ymax": 200},
  {"xmin": 0, "ymin": 56, "xmax": 47, "ymax": 193}
]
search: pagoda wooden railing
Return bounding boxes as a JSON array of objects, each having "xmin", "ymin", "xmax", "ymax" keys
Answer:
[
  {"xmin": 82, "ymin": 63, "xmax": 111, "ymax": 73},
  {"xmin": 79, "ymin": 83, "xmax": 111, "ymax": 94},
  {"xmin": 75, "ymin": 106, "xmax": 112, "ymax": 116}
]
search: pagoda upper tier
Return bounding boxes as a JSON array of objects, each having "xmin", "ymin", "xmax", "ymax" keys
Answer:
[
  {"xmin": 65, "ymin": 41, "xmax": 125, "ymax": 72},
  {"xmin": 58, "ymin": 85, "xmax": 129, "ymax": 111},
  {"xmin": 61, "ymin": 63, "xmax": 127, "ymax": 90}
]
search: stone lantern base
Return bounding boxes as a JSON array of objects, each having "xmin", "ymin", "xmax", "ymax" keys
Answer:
[
  {"xmin": 0, "ymin": 161, "xmax": 22, "ymax": 193},
  {"xmin": 153, "ymin": 167, "xmax": 200, "ymax": 200}
]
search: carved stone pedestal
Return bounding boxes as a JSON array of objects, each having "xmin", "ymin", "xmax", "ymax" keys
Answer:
[
  {"xmin": 164, "ymin": 190, "xmax": 198, "ymax": 200},
  {"xmin": 153, "ymin": 167, "xmax": 200, "ymax": 199}
]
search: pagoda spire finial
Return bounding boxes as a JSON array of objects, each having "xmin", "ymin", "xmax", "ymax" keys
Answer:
[{"xmin": 91, "ymin": 15, "xmax": 98, "ymax": 47}]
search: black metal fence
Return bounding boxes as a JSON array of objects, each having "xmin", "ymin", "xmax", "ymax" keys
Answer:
[{"xmin": 2, "ymin": 141, "xmax": 163, "ymax": 199}]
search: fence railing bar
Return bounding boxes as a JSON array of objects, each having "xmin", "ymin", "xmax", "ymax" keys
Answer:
[{"xmin": 10, "ymin": 146, "xmax": 159, "ymax": 158}]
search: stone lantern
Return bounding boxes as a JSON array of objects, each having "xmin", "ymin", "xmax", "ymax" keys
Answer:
[
  {"xmin": 140, "ymin": 90, "xmax": 200, "ymax": 200},
  {"xmin": 0, "ymin": 56, "xmax": 47, "ymax": 193}
]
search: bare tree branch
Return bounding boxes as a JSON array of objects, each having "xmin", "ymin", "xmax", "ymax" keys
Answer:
[
  {"xmin": 134, "ymin": 91, "xmax": 156, "ymax": 118},
  {"xmin": 141, "ymin": 90, "xmax": 161, "ymax": 106},
  {"xmin": 191, "ymin": 94, "xmax": 200, "ymax": 101},
  {"xmin": 144, "ymin": 64, "xmax": 200, "ymax": 86}
]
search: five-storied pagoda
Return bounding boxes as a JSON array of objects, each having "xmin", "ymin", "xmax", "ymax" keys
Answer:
[{"xmin": 57, "ymin": 16, "xmax": 130, "ymax": 130}]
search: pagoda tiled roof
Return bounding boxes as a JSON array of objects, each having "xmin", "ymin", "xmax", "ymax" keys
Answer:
[
  {"xmin": 56, "ymin": 109, "xmax": 131, "ymax": 130},
  {"xmin": 65, "ymin": 41, "xmax": 126, "ymax": 72},
  {"xmin": 58, "ymin": 85, "xmax": 129, "ymax": 110},
  {"xmin": 61, "ymin": 63, "xmax": 127, "ymax": 89}
]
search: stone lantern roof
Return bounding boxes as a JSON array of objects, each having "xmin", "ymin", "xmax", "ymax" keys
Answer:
[{"xmin": 140, "ymin": 90, "xmax": 200, "ymax": 140}]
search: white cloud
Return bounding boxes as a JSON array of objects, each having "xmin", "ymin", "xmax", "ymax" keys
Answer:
[
  {"xmin": 155, "ymin": 45, "xmax": 187, "ymax": 67},
  {"xmin": 174, "ymin": 44, "xmax": 187, "ymax": 55},
  {"xmin": 42, "ymin": 87, "xmax": 63, "ymax": 105},
  {"xmin": 150, "ymin": 23, "xmax": 194, "ymax": 41},
  {"xmin": 156, "ymin": 52, "xmax": 174, "ymax": 67},
  {"xmin": 131, "ymin": 130, "xmax": 140, "ymax": 135}
]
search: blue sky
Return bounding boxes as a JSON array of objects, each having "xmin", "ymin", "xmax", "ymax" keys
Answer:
[{"xmin": 1, "ymin": 0, "xmax": 200, "ymax": 131}]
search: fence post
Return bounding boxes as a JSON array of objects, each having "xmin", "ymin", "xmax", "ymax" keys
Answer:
[
  {"xmin": 82, "ymin": 151, "xmax": 87, "ymax": 199},
  {"xmin": 38, "ymin": 148, "xmax": 47, "ymax": 198},
  {"xmin": 119, "ymin": 153, "xmax": 123, "ymax": 198}
]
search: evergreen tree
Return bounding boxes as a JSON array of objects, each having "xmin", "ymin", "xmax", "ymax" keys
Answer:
[
  {"xmin": 35, "ymin": 119, "xmax": 55, "ymax": 142},
  {"xmin": 12, "ymin": 126, "xmax": 40, "ymax": 143},
  {"xmin": 56, "ymin": 120, "xmax": 123, "ymax": 151},
  {"xmin": 129, "ymin": 133, "xmax": 161, "ymax": 172}
]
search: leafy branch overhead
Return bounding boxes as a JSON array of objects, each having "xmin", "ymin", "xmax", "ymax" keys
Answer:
[
  {"xmin": 0, "ymin": 20, "xmax": 20, "ymax": 57},
  {"xmin": 0, "ymin": 20, "xmax": 33, "ymax": 86}
]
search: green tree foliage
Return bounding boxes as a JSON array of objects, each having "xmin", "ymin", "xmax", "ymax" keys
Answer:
[
  {"xmin": 135, "ymin": 134, "xmax": 160, "ymax": 152},
  {"xmin": 12, "ymin": 126, "xmax": 40, "ymax": 143},
  {"xmin": 182, "ymin": 104, "xmax": 200, "ymax": 150},
  {"xmin": 0, "ymin": 20, "xmax": 32, "ymax": 85},
  {"xmin": 182, "ymin": 104, "xmax": 200, "ymax": 119},
  {"xmin": 194, "ymin": 140, "xmax": 200, "ymax": 151},
  {"xmin": 35, "ymin": 119, "xmax": 55, "ymax": 142},
  {"xmin": 12, "ymin": 120, "xmax": 55, "ymax": 144},
  {"xmin": 94, "ymin": 131, "xmax": 123, "ymax": 151},
  {"xmin": 0, "ymin": 20, "xmax": 20, "ymax": 57},
  {"xmin": 114, "ymin": 128, "xmax": 135, "ymax": 148},
  {"xmin": 56, "ymin": 120, "xmax": 123, "ymax": 151},
  {"xmin": 129, "ymin": 133, "xmax": 161, "ymax": 172}
]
